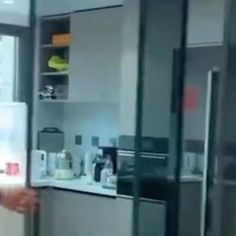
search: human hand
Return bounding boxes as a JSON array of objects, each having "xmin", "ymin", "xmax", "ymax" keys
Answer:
[{"xmin": 0, "ymin": 187, "xmax": 38, "ymax": 214}]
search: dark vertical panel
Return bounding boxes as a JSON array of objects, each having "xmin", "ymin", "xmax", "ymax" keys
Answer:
[
  {"xmin": 134, "ymin": 0, "xmax": 188, "ymax": 236},
  {"xmin": 217, "ymin": 1, "xmax": 236, "ymax": 236}
]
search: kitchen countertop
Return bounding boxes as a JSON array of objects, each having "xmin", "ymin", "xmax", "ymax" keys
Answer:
[
  {"xmin": 31, "ymin": 176, "xmax": 117, "ymax": 197},
  {"xmin": 31, "ymin": 174, "xmax": 202, "ymax": 197}
]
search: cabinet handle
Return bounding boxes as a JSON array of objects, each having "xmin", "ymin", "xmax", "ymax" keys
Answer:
[{"xmin": 201, "ymin": 67, "xmax": 220, "ymax": 236}]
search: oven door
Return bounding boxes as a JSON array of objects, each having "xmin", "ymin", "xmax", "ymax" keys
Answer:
[{"xmin": 117, "ymin": 150, "xmax": 168, "ymax": 201}]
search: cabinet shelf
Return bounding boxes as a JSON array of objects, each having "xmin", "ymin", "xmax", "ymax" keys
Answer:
[
  {"xmin": 39, "ymin": 99, "xmax": 69, "ymax": 103},
  {"xmin": 41, "ymin": 71, "xmax": 69, "ymax": 76},
  {"xmin": 41, "ymin": 44, "xmax": 69, "ymax": 48}
]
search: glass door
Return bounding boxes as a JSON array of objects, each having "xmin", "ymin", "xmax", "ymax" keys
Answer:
[
  {"xmin": 208, "ymin": 1, "xmax": 236, "ymax": 236},
  {"xmin": 178, "ymin": 0, "xmax": 236, "ymax": 236},
  {"xmin": 133, "ymin": 0, "xmax": 187, "ymax": 236},
  {"xmin": 133, "ymin": 0, "xmax": 236, "ymax": 236}
]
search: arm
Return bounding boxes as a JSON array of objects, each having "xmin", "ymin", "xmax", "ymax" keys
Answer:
[{"xmin": 0, "ymin": 187, "xmax": 38, "ymax": 214}]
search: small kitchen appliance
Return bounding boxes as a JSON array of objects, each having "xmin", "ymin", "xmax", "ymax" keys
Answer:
[{"xmin": 55, "ymin": 149, "xmax": 74, "ymax": 180}]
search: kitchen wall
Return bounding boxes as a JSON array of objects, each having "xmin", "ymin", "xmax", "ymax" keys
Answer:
[
  {"xmin": 63, "ymin": 103, "xmax": 119, "ymax": 156},
  {"xmin": 35, "ymin": 102, "xmax": 119, "ymax": 172}
]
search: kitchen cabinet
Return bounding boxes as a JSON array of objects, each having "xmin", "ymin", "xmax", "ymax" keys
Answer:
[
  {"xmin": 187, "ymin": 0, "xmax": 225, "ymax": 45},
  {"xmin": 139, "ymin": 200, "xmax": 166, "ymax": 236},
  {"xmin": 39, "ymin": 189, "xmax": 133, "ymax": 236},
  {"xmin": 36, "ymin": 0, "xmax": 123, "ymax": 16},
  {"xmin": 69, "ymin": 7, "xmax": 123, "ymax": 103},
  {"xmin": 38, "ymin": 189, "xmax": 53, "ymax": 236},
  {"xmin": 178, "ymin": 182, "xmax": 202, "ymax": 236},
  {"xmin": 38, "ymin": 189, "xmax": 166, "ymax": 236},
  {"xmin": 0, "ymin": 0, "xmax": 30, "ymax": 26},
  {"xmin": 35, "ymin": 6, "xmax": 123, "ymax": 104}
]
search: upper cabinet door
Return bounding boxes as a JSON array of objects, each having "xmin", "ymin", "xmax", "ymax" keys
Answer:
[
  {"xmin": 0, "ymin": 0, "xmax": 30, "ymax": 26},
  {"xmin": 69, "ymin": 7, "xmax": 123, "ymax": 103},
  {"xmin": 36, "ymin": 0, "xmax": 123, "ymax": 16},
  {"xmin": 187, "ymin": 0, "xmax": 225, "ymax": 45}
]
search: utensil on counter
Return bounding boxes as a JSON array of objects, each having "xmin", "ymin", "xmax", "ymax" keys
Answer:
[
  {"xmin": 47, "ymin": 153, "xmax": 57, "ymax": 177},
  {"xmin": 55, "ymin": 149, "xmax": 74, "ymax": 180},
  {"xmin": 84, "ymin": 152, "xmax": 93, "ymax": 176}
]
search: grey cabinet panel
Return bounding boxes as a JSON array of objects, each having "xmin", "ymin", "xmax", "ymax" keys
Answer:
[
  {"xmin": 187, "ymin": 0, "xmax": 225, "ymax": 45},
  {"xmin": 36, "ymin": 0, "xmax": 71, "ymax": 16},
  {"xmin": 178, "ymin": 183, "xmax": 202, "ymax": 236},
  {"xmin": 38, "ymin": 189, "xmax": 166, "ymax": 236},
  {"xmin": 46, "ymin": 190, "xmax": 133, "ymax": 236},
  {"xmin": 36, "ymin": 0, "xmax": 123, "ymax": 16},
  {"xmin": 69, "ymin": 8, "xmax": 123, "ymax": 103},
  {"xmin": 119, "ymin": 0, "xmax": 140, "ymax": 136},
  {"xmin": 38, "ymin": 189, "xmax": 54, "ymax": 236},
  {"xmin": 139, "ymin": 201, "xmax": 166, "ymax": 236}
]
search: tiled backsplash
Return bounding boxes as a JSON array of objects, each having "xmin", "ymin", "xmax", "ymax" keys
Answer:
[{"xmin": 62, "ymin": 103, "xmax": 119, "ymax": 156}]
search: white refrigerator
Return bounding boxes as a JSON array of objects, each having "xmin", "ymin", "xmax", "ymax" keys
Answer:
[{"xmin": 0, "ymin": 103, "xmax": 27, "ymax": 236}]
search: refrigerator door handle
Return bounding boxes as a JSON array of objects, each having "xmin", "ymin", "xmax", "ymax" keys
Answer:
[{"xmin": 201, "ymin": 67, "xmax": 220, "ymax": 236}]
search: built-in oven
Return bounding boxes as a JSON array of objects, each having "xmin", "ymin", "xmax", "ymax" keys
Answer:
[{"xmin": 117, "ymin": 150, "xmax": 168, "ymax": 202}]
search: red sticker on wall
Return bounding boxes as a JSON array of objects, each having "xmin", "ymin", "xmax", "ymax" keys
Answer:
[{"xmin": 184, "ymin": 85, "xmax": 198, "ymax": 111}]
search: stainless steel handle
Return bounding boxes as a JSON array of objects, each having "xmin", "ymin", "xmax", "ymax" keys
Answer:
[{"xmin": 201, "ymin": 67, "xmax": 220, "ymax": 236}]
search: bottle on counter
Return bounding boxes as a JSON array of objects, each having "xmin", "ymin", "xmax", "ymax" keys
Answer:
[
  {"xmin": 80, "ymin": 158, "xmax": 85, "ymax": 176},
  {"xmin": 94, "ymin": 157, "xmax": 103, "ymax": 182},
  {"xmin": 84, "ymin": 152, "xmax": 93, "ymax": 176},
  {"xmin": 101, "ymin": 155, "xmax": 113, "ymax": 187}
]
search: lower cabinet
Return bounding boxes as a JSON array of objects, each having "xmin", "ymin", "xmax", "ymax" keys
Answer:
[
  {"xmin": 39, "ymin": 189, "xmax": 133, "ymax": 236},
  {"xmin": 38, "ymin": 189, "xmax": 166, "ymax": 236},
  {"xmin": 139, "ymin": 201, "xmax": 166, "ymax": 236},
  {"xmin": 178, "ymin": 182, "xmax": 202, "ymax": 236}
]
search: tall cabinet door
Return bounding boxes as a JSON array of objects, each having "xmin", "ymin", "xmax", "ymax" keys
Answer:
[{"xmin": 69, "ymin": 7, "xmax": 122, "ymax": 103}]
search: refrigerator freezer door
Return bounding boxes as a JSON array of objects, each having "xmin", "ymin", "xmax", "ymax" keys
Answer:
[{"xmin": 0, "ymin": 102, "xmax": 27, "ymax": 186}]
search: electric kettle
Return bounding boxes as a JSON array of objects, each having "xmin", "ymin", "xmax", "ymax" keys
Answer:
[{"xmin": 55, "ymin": 149, "xmax": 74, "ymax": 180}]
